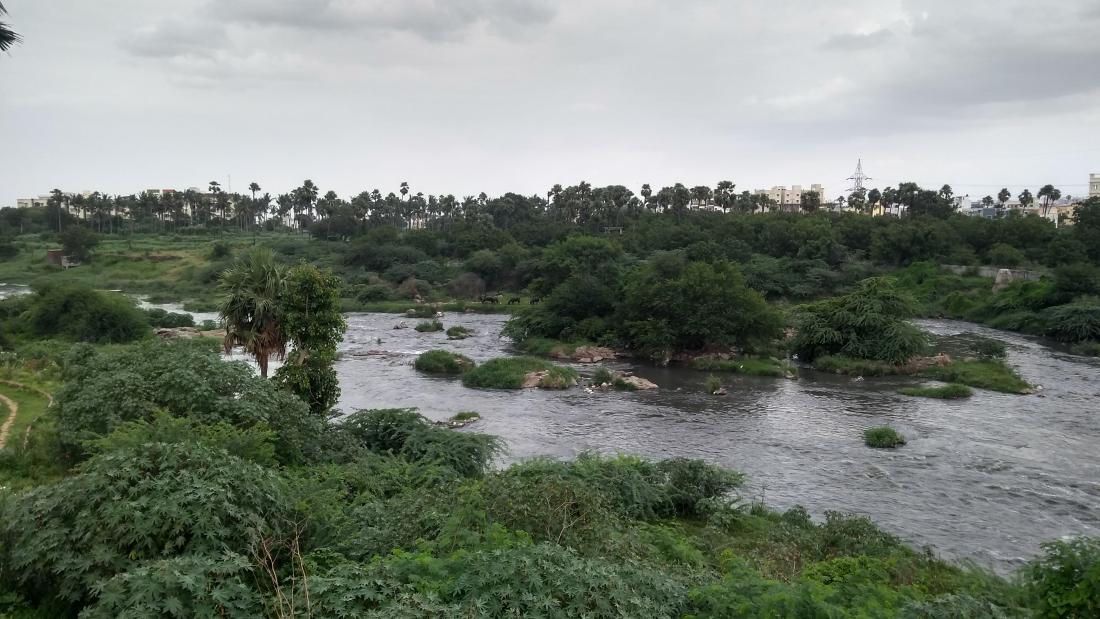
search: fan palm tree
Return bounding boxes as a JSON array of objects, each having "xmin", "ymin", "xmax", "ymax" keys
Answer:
[
  {"xmin": 218, "ymin": 248, "xmax": 286, "ymax": 378},
  {"xmin": 1037, "ymin": 184, "xmax": 1061, "ymax": 218},
  {"xmin": 0, "ymin": 2, "xmax": 21, "ymax": 53}
]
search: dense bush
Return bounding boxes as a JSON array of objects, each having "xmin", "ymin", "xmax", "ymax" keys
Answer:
[
  {"xmin": 1024, "ymin": 537, "xmax": 1100, "ymax": 618},
  {"xmin": 1043, "ymin": 300, "xmax": 1100, "ymax": 343},
  {"xmin": 619, "ymin": 256, "xmax": 783, "ymax": 361},
  {"xmin": 791, "ymin": 277, "xmax": 928, "ymax": 364},
  {"xmin": 414, "ymin": 349, "xmax": 475, "ymax": 374},
  {"xmin": 462, "ymin": 356, "xmax": 577, "ymax": 389},
  {"xmin": 54, "ymin": 340, "xmax": 323, "ymax": 463},
  {"xmin": 0, "ymin": 442, "xmax": 289, "ymax": 608},
  {"xmin": 864, "ymin": 426, "xmax": 906, "ymax": 448},
  {"xmin": 22, "ymin": 282, "xmax": 150, "ymax": 344},
  {"xmin": 142, "ymin": 307, "xmax": 195, "ymax": 328}
]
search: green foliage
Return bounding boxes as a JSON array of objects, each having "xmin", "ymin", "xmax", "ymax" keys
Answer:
[
  {"xmin": 0, "ymin": 442, "xmax": 288, "ymax": 608},
  {"xmin": 141, "ymin": 306, "xmax": 194, "ymax": 328},
  {"xmin": 898, "ymin": 383, "xmax": 974, "ymax": 399},
  {"xmin": 414, "ymin": 318, "xmax": 444, "ymax": 332},
  {"xmin": 922, "ymin": 361, "xmax": 1032, "ymax": 394},
  {"xmin": 462, "ymin": 356, "xmax": 577, "ymax": 389},
  {"xmin": 414, "ymin": 349, "xmax": 476, "ymax": 375},
  {"xmin": 986, "ymin": 242, "xmax": 1026, "ymax": 267},
  {"xmin": 812, "ymin": 355, "xmax": 903, "ymax": 376},
  {"xmin": 274, "ymin": 263, "xmax": 346, "ymax": 415},
  {"xmin": 591, "ymin": 367, "xmax": 615, "ymax": 385},
  {"xmin": 620, "ymin": 258, "xmax": 783, "ymax": 361},
  {"xmin": 337, "ymin": 408, "xmax": 503, "ymax": 477},
  {"xmin": 16, "ymin": 282, "xmax": 150, "ymax": 344},
  {"xmin": 86, "ymin": 411, "xmax": 279, "ymax": 466},
  {"xmin": 58, "ymin": 226, "xmax": 100, "ymax": 262},
  {"xmin": 1024, "ymin": 537, "xmax": 1100, "ymax": 618},
  {"xmin": 791, "ymin": 277, "xmax": 929, "ymax": 364},
  {"xmin": 54, "ymin": 340, "xmax": 322, "ymax": 464},
  {"xmin": 207, "ymin": 240, "xmax": 233, "ymax": 260},
  {"xmin": 864, "ymin": 426, "xmax": 906, "ymax": 448},
  {"xmin": 690, "ymin": 356, "xmax": 792, "ymax": 377},
  {"xmin": 1043, "ymin": 300, "xmax": 1100, "ymax": 343},
  {"xmin": 446, "ymin": 325, "xmax": 473, "ymax": 339},
  {"xmin": 705, "ymin": 374, "xmax": 723, "ymax": 395},
  {"xmin": 80, "ymin": 552, "xmax": 264, "ymax": 619}
]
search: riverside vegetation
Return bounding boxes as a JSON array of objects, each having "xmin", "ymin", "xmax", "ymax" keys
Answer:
[{"xmin": 2, "ymin": 184, "xmax": 1100, "ymax": 615}]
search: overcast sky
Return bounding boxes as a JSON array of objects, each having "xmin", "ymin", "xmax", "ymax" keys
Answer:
[{"xmin": 2, "ymin": 0, "xmax": 1099, "ymax": 206}]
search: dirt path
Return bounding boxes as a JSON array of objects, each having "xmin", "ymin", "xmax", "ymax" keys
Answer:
[{"xmin": 0, "ymin": 391, "xmax": 17, "ymax": 451}]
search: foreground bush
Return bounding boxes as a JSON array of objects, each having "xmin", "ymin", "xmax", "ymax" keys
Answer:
[
  {"xmin": 864, "ymin": 426, "xmax": 906, "ymax": 448},
  {"xmin": 462, "ymin": 356, "xmax": 578, "ymax": 389},
  {"xmin": 414, "ymin": 349, "xmax": 475, "ymax": 375},
  {"xmin": 142, "ymin": 307, "xmax": 195, "ymax": 328},
  {"xmin": 0, "ymin": 442, "xmax": 288, "ymax": 608},
  {"xmin": 898, "ymin": 383, "xmax": 973, "ymax": 399},
  {"xmin": 1024, "ymin": 537, "xmax": 1100, "ymax": 618},
  {"xmin": 21, "ymin": 282, "xmax": 150, "ymax": 344}
]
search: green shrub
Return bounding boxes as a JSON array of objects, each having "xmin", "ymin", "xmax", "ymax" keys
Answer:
[
  {"xmin": 1023, "ymin": 537, "xmax": 1100, "ymax": 618},
  {"xmin": 414, "ymin": 319, "xmax": 444, "ymax": 332},
  {"xmin": 337, "ymin": 408, "xmax": 502, "ymax": 477},
  {"xmin": 922, "ymin": 361, "xmax": 1031, "ymax": 394},
  {"xmin": 446, "ymin": 325, "xmax": 473, "ymax": 340},
  {"xmin": 1043, "ymin": 301, "xmax": 1100, "ymax": 343},
  {"xmin": 812, "ymin": 355, "xmax": 901, "ymax": 376},
  {"xmin": 142, "ymin": 307, "xmax": 195, "ymax": 328},
  {"xmin": 591, "ymin": 367, "xmax": 615, "ymax": 385},
  {"xmin": 207, "ymin": 240, "xmax": 233, "ymax": 260},
  {"xmin": 705, "ymin": 374, "xmax": 723, "ymax": 395},
  {"xmin": 691, "ymin": 356, "xmax": 791, "ymax": 377},
  {"xmin": 25, "ymin": 283, "xmax": 150, "ymax": 344},
  {"xmin": 452, "ymin": 411, "xmax": 480, "ymax": 422},
  {"xmin": 612, "ymin": 377, "xmax": 637, "ymax": 391},
  {"xmin": 791, "ymin": 277, "xmax": 928, "ymax": 364},
  {"xmin": 355, "ymin": 283, "xmax": 393, "ymax": 303},
  {"xmin": 1071, "ymin": 341, "xmax": 1100, "ymax": 357},
  {"xmin": 0, "ymin": 442, "xmax": 289, "ymax": 608},
  {"xmin": 461, "ymin": 356, "xmax": 577, "ymax": 389},
  {"xmin": 897, "ymin": 383, "xmax": 973, "ymax": 399},
  {"xmin": 414, "ymin": 349, "xmax": 475, "ymax": 375},
  {"xmin": 864, "ymin": 426, "xmax": 906, "ymax": 448}
]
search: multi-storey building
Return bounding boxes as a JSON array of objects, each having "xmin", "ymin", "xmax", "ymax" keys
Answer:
[
  {"xmin": 1090, "ymin": 173, "xmax": 1099, "ymax": 198},
  {"xmin": 752, "ymin": 184, "xmax": 826, "ymax": 211}
]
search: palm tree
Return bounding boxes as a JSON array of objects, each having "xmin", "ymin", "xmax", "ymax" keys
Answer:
[
  {"xmin": 640, "ymin": 184, "xmax": 653, "ymax": 211},
  {"xmin": 997, "ymin": 188, "xmax": 1011, "ymax": 209},
  {"xmin": 1018, "ymin": 188, "xmax": 1034, "ymax": 210},
  {"xmin": 0, "ymin": 2, "xmax": 21, "ymax": 52},
  {"xmin": 249, "ymin": 182, "xmax": 261, "ymax": 200},
  {"xmin": 218, "ymin": 248, "xmax": 286, "ymax": 378},
  {"xmin": 1037, "ymin": 184, "xmax": 1061, "ymax": 218},
  {"xmin": 400, "ymin": 182, "xmax": 409, "ymax": 202}
]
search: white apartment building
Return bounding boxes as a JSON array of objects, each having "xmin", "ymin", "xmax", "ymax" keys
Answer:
[
  {"xmin": 1090, "ymin": 173, "xmax": 1100, "ymax": 198},
  {"xmin": 753, "ymin": 184, "xmax": 826, "ymax": 210}
]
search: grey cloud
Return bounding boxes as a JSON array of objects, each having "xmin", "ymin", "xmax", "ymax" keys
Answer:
[
  {"xmin": 215, "ymin": 0, "xmax": 557, "ymax": 39},
  {"xmin": 822, "ymin": 28, "xmax": 893, "ymax": 51},
  {"xmin": 122, "ymin": 16, "xmax": 228, "ymax": 58}
]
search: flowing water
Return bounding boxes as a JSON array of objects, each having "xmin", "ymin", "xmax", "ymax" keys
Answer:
[{"xmin": 332, "ymin": 313, "xmax": 1100, "ymax": 573}]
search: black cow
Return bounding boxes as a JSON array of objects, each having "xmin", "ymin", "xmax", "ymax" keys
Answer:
[{"xmin": 508, "ymin": 297, "xmax": 521, "ymax": 305}]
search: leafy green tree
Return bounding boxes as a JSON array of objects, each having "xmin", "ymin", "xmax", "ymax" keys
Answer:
[
  {"xmin": 620, "ymin": 256, "xmax": 782, "ymax": 362},
  {"xmin": 25, "ymin": 282, "xmax": 149, "ymax": 344},
  {"xmin": 802, "ymin": 190, "xmax": 822, "ymax": 213},
  {"xmin": 58, "ymin": 226, "xmax": 99, "ymax": 262},
  {"xmin": 791, "ymin": 277, "xmax": 928, "ymax": 364},
  {"xmin": 273, "ymin": 263, "xmax": 346, "ymax": 415},
  {"xmin": 218, "ymin": 248, "xmax": 286, "ymax": 377}
]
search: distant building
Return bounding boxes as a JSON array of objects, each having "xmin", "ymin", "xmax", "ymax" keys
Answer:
[
  {"xmin": 752, "ymin": 184, "xmax": 826, "ymax": 211},
  {"xmin": 1090, "ymin": 173, "xmax": 1100, "ymax": 198}
]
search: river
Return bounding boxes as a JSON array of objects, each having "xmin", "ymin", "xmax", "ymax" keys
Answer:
[{"xmin": 332, "ymin": 312, "xmax": 1100, "ymax": 573}]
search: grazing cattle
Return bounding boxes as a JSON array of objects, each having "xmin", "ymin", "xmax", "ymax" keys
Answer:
[
  {"xmin": 479, "ymin": 295, "xmax": 499, "ymax": 304},
  {"xmin": 529, "ymin": 297, "xmax": 541, "ymax": 305},
  {"xmin": 508, "ymin": 297, "xmax": 521, "ymax": 305}
]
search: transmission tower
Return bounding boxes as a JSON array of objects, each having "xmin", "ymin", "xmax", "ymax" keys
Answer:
[{"xmin": 847, "ymin": 159, "xmax": 871, "ymax": 193}]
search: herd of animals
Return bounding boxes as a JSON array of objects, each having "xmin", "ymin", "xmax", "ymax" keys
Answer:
[{"xmin": 478, "ymin": 294, "xmax": 539, "ymax": 305}]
